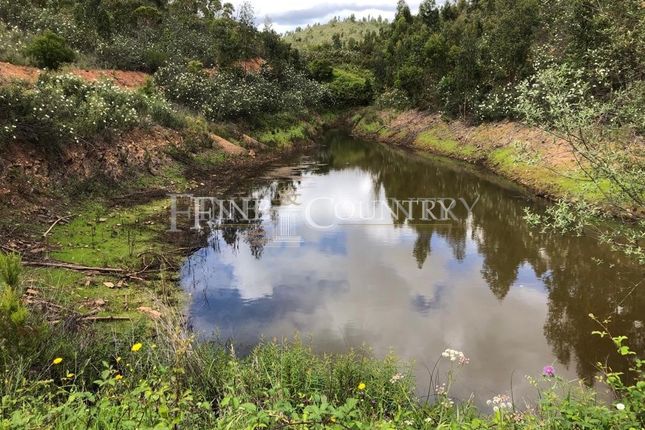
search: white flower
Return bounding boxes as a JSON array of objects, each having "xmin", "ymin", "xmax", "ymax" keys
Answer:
[
  {"xmin": 616, "ymin": 403, "xmax": 625, "ymax": 411},
  {"xmin": 390, "ymin": 373, "xmax": 404, "ymax": 384}
]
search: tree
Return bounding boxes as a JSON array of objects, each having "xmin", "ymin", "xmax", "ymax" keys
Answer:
[
  {"xmin": 419, "ymin": 0, "xmax": 440, "ymax": 30},
  {"xmin": 395, "ymin": 0, "xmax": 413, "ymax": 24},
  {"xmin": 238, "ymin": 1, "xmax": 254, "ymax": 27},
  {"xmin": 25, "ymin": 31, "xmax": 76, "ymax": 69}
]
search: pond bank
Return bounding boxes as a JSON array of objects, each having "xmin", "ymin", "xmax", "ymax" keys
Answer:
[
  {"xmin": 350, "ymin": 108, "xmax": 638, "ymax": 217},
  {"xmin": 0, "ymin": 111, "xmax": 334, "ymax": 326}
]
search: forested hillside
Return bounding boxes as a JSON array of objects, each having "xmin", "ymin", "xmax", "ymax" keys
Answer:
[
  {"xmin": 283, "ymin": 15, "xmax": 387, "ymax": 51},
  {"xmin": 0, "ymin": 0, "xmax": 335, "ymax": 167}
]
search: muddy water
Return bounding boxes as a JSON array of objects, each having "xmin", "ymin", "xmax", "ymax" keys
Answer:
[{"xmin": 180, "ymin": 130, "xmax": 643, "ymax": 405}]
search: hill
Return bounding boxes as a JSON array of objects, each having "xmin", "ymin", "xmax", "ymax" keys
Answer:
[{"xmin": 283, "ymin": 16, "xmax": 387, "ymax": 51}]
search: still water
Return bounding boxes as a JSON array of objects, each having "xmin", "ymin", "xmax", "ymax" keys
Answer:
[{"xmin": 180, "ymin": 130, "xmax": 643, "ymax": 404}]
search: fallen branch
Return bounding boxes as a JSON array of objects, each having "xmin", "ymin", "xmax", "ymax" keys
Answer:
[
  {"xmin": 0, "ymin": 244, "xmax": 20, "ymax": 254},
  {"xmin": 81, "ymin": 315, "xmax": 132, "ymax": 322},
  {"xmin": 23, "ymin": 261, "xmax": 126, "ymax": 273},
  {"xmin": 43, "ymin": 216, "xmax": 70, "ymax": 238}
]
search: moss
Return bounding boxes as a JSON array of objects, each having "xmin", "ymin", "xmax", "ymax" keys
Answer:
[{"xmin": 49, "ymin": 200, "xmax": 170, "ymax": 268}]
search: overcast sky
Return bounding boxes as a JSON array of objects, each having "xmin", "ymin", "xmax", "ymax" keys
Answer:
[{"xmin": 229, "ymin": 1, "xmax": 423, "ymax": 33}]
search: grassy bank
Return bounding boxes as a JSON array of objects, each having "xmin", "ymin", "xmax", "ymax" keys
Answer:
[{"xmin": 352, "ymin": 108, "xmax": 616, "ymax": 206}]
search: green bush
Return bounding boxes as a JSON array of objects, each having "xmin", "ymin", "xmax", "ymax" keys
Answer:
[
  {"xmin": 327, "ymin": 67, "xmax": 374, "ymax": 107},
  {"xmin": 375, "ymin": 88, "xmax": 412, "ymax": 111},
  {"xmin": 25, "ymin": 31, "xmax": 75, "ymax": 69},
  {"xmin": 307, "ymin": 59, "xmax": 333, "ymax": 82},
  {"xmin": 154, "ymin": 63, "xmax": 329, "ymax": 120},
  {"xmin": 0, "ymin": 253, "xmax": 47, "ymax": 363},
  {"xmin": 0, "ymin": 252, "xmax": 21, "ymax": 289},
  {"xmin": 0, "ymin": 74, "xmax": 182, "ymax": 151}
]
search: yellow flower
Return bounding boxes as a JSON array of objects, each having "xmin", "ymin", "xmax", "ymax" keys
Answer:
[
  {"xmin": 131, "ymin": 343, "xmax": 143, "ymax": 352},
  {"xmin": 115, "ymin": 374, "xmax": 123, "ymax": 381},
  {"xmin": 358, "ymin": 382, "xmax": 366, "ymax": 391},
  {"xmin": 52, "ymin": 358, "xmax": 63, "ymax": 365},
  {"xmin": 116, "ymin": 356, "xmax": 122, "ymax": 363},
  {"xmin": 66, "ymin": 372, "xmax": 75, "ymax": 378}
]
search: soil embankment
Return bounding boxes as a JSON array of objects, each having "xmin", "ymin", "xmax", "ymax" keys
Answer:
[{"xmin": 351, "ymin": 108, "xmax": 636, "ymax": 214}]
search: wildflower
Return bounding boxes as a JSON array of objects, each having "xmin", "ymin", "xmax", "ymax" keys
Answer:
[
  {"xmin": 435, "ymin": 383, "xmax": 446, "ymax": 395},
  {"xmin": 441, "ymin": 349, "xmax": 469, "ymax": 365},
  {"xmin": 390, "ymin": 373, "xmax": 404, "ymax": 384},
  {"xmin": 542, "ymin": 365, "xmax": 555, "ymax": 377},
  {"xmin": 616, "ymin": 403, "xmax": 625, "ymax": 411},
  {"xmin": 131, "ymin": 343, "xmax": 143, "ymax": 352},
  {"xmin": 66, "ymin": 372, "xmax": 75, "ymax": 378},
  {"xmin": 441, "ymin": 398, "xmax": 454, "ymax": 408},
  {"xmin": 487, "ymin": 394, "xmax": 512, "ymax": 411},
  {"xmin": 115, "ymin": 374, "xmax": 123, "ymax": 380},
  {"xmin": 52, "ymin": 358, "xmax": 63, "ymax": 365},
  {"xmin": 357, "ymin": 382, "xmax": 366, "ymax": 391}
]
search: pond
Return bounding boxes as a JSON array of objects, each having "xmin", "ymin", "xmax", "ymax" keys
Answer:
[{"xmin": 180, "ymin": 129, "xmax": 643, "ymax": 405}]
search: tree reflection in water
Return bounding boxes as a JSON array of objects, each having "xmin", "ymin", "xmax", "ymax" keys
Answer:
[{"xmin": 182, "ymin": 130, "xmax": 644, "ymax": 390}]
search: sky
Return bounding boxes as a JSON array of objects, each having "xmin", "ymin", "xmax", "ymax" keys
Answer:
[{"xmin": 229, "ymin": 1, "xmax": 423, "ymax": 33}]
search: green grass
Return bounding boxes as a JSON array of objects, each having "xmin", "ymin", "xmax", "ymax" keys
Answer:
[
  {"xmin": 22, "ymin": 267, "xmax": 150, "ymax": 323},
  {"xmin": 49, "ymin": 200, "xmax": 169, "ymax": 268},
  {"xmin": 191, "ymin": 149, "xmax": 229, "ymax": 170},
  {"xmin": 133, "ymin": 164, "xmax": 192, "ymax": 191},
  {"xmin": 488, "ymin": 146, "xmax": 612, "ymax": 203},
  {"xmin": 0, "ymin": 329, "xmax": 641, "ymax": 429},
  {"xmin": 257, "ymin": 122, "xmax": 309, "ymax": 148},
  {"xmin": 414, "ymin": 128, "xmax": 479, "ymax": 159}
]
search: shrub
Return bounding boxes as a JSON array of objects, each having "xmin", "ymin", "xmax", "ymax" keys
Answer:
[
  {"xmin": 0, "ymin": 252, "xmax": 21, "ymax": 289},
  {"xmin": 25, "ymin": 31, "xmax": 75, "ymax": 69},
  {"xmin": 0, "ymin": 253, "xmax": 46, "ymax": 362},
  {"xmin": 154, "ymin": 63, "xmax": 329, "ymax": 120},
  {"xmin": 0, "ymin": 74, "xmax": 181, "ymax": 151},
  {"xmin": 0, "ymin": 22, "xmax": 30, "ymax": 65},
  {"xmin": 307, "ymin": 59, "xmax": 333, "ymax": 82},
  {"xmin": 327, "ymin": 67, "xmax": 374, "ymax": 107},
  {"xmin": 375, "ymin": 88, "xmax": 412, "ymax": 111}
]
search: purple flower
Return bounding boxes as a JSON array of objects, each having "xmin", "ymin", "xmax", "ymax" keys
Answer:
[{"xmin": 543, "ymin": 365, "xmax": 555, "ymax": 377}]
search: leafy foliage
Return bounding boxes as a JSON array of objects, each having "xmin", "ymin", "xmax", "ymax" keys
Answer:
[
  {"xmin": 0, "ymin": 0, "xmax": 301, "ymax": 72},
  {"xmin": 327, "ymin": 67, "xmax": 374, "ymax": 107},
  {"xmin": 0, "ymin": 74, "xmax": 181, "ymax": 151},
  {"xmin": 154, "ymin": 63, "xmax": 330, "ymax": 120},
  {"xmin": 25, "ymin": 31, "xmax": 76, "ymax": 70}
]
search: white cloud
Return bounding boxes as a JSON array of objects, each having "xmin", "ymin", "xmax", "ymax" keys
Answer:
[{"xmin": 229, "ymin": 0, "xmax": 422, "ymax": 33}]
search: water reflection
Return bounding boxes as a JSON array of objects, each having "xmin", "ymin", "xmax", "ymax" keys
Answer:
[{"xmin": 181, "ymin": 130, "xmax": 643, "ymax": 404}]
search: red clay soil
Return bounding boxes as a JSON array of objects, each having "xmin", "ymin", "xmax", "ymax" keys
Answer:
[
  {"xmin": 236, "ymin": 57, "xmax": 266, "ymax": 73},
  {"xmin": 0, "ymin": 61, "xmax": 149, "ymax": 88}
]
